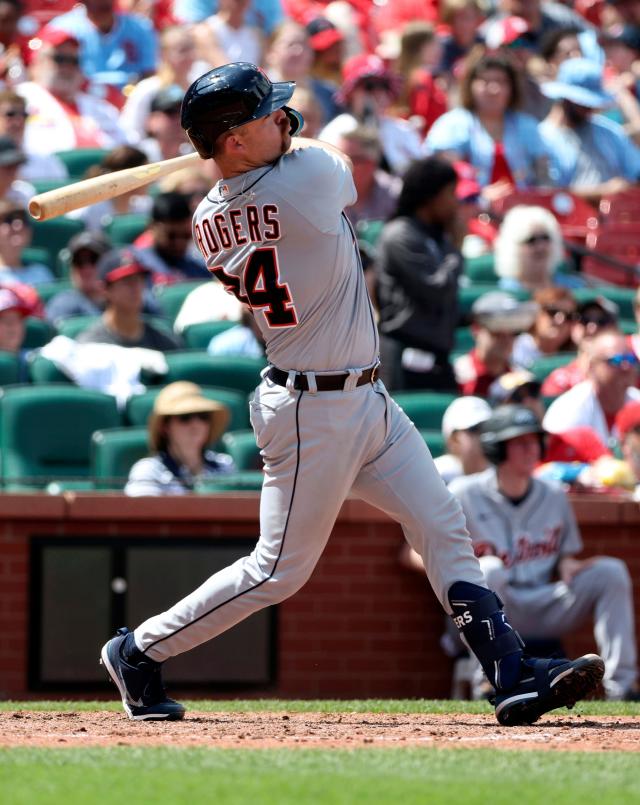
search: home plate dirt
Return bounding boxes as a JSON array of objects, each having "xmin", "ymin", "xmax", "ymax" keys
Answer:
[{"xmin": 1, "ymin": 712, "xmax": 639, "ymax": 751}]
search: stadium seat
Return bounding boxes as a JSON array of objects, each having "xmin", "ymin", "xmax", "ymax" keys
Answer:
[
  {"xmin": 529, "ymin": 353, "xmax": 576, "ymax": 384},
  {"xmin": 458, "ymin": 284, "xmax": 531, "ymax": 317},
  {"xmin": 582, "ymin": 230, "xmax": 640, "ymax": 287},
  {"xmin": 22, "ymin": 246, "xmax": 53, "ymax": 271},
  {"xmin": 55, "ymin": 315, "xmax": 98, "ymax": 340},
  {"xmin": 125, "ymin": 385, "xmax": 249, "ymax": 432},
  {"xmin": 0, "ymin": 351, "xmax": 20, "ymax": 385},
  {"xmin": 392, "ymin": 391, "xmax": 457, "ymax": 430},
  {"xmin": 54, "ymin": 148, "xmax": 110, "ymax": 179},
  {"xmin": 153, "ymin": 281, "xmax": 208, "ymax": 324},
  {"xmin": 91, "ymin": 426, "xmax": 149, "ymax": 490},
  {"xmin": 419, "ymin": 428, "xmax": 446, "ymax": 458},
  {"xmin": 105, "ymin": 213, "xmax": 150, "ymax": 245},
  {"xmin": 161, "ymin": 352, "xmax": 266, "ymax": 396},
  {"xmin": 30, "ymin": 218, "xmax": 85, "ymax": 276},
  {"xmin": 35, "ymin": 278, "xmax": 72, "ymax": 305},
  {"xmin": 356, "ymin": 219, "xmax": 384, "ymax": 247},
  {"xmin": 28, "ymin": 354, "xmax": 72, "ymax": 384},
  {"xmin": 183, "ymin": 320, "xmax": 237, "ymax": 350},
  {"xmin": 573, "ymin": 286, "xmax": 636, "ymax": 321},
  {"xmin": 463, "ymin": 254, "xmax": 497, "ymax": 284},
  {"xmin": 31, "ymin": 179, "xmax": 68, "ymax": 195},
  {"xmin": 221, "ymin": 429, "xmax": 262, "ymax": 470},
  {"xmin": 491, "ymin": 189, "xmax": 599, "ymax": 242},
  {"xmin": 0, "ymin": 385, "xmax": 120, "ymax": 489},
  {"xmin": 195, "ymin": 470, "xmax": 264, "ymax": 492},
  {"xmin": 454, "ymin": 326, "xmax": 474, "ymax": 351},
  {"xmin": 599, "ymin": 188, "xmax": 640, "ymax": 230},
  {"xmin": 23, "ymin": 317, "xmax": 56, "ymax": 350}
]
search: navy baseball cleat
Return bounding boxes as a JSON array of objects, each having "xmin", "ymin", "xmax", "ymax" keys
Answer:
[
  {"xmin": 494, "ymin": 653, "xmax": 604, "ymax": 726},
  {"xmin": 100, "ymin": 628, "xmax": 185, "ymax": 721}
]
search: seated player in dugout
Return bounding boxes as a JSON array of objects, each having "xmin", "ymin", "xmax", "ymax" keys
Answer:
[
  {"xmin": 449, "ymin": 405, "xmax": 639, "ymax": 701},
  {"xmin": 100, "ymin": 62, "xmax": 605, "ymax": 726}
]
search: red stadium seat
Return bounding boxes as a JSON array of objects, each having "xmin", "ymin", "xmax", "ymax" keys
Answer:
[
  {"xmin": 599, "ymin": 188, "xmax": 640, "ymax": 231},
  {"xmin": 491, "ymin": 189, "xmax": 599, "ymax": 242},
  {"xmin": 582, "ymin": 230, "xmax": 640, "ymax": 287}
]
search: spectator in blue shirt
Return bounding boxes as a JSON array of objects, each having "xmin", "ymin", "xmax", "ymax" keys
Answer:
[
  {"xmin": 539, "ymin": 58, "xmax": 640, "ymax": 202},
  {"xmin": 424, "ymin": 51, "xmax": 550, "ymax": 188},
  {"xmin": 172, "ymin": 0, "xmax": 283, "ymax": 34},
  {"xmin": 48, "ymin": 0, "xmax": 158, "ymax": 90}
]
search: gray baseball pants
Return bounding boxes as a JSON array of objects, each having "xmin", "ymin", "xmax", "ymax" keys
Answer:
[
  {"xmin": 134, "ymin": 377, "xmax": 486, "ymax": 661},
  {"xmin": 481, "ymin": 554, "xmax": 638, "ymax": 699}
]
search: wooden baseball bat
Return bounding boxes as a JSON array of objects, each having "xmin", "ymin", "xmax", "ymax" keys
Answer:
[{"xmin": 28, "ymin": 151, "xmax": 202, "ymax": 222}]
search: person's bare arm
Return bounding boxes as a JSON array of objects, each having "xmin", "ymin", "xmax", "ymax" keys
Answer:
[{"xmin": 288, "ymin": 137, "xmax": 353, "ymax": 172}]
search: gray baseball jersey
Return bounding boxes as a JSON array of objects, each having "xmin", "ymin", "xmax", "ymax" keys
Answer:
[
  {"xmin": 448, "ymin": 468, "xmax": 582, "ymax": 588},
  {"xmin": 192, "ymin": 146, "xmax": 378, "ymax": 372}
]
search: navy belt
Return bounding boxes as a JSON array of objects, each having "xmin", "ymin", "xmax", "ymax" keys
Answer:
[{"xmin": 267, "ymin": 365, "xmax": 378, "ymax": 391}]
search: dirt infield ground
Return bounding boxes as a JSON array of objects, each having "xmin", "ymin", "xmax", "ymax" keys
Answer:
[{"xmin": 1, "ymin": 711, "xmax": 639, "ymax": 752}]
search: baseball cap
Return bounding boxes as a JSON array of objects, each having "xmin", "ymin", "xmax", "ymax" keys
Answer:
[
  {"xmin": 576, "ymin": 295, "xmax": 619, "ymax": 326},
  {"xmin": 0, "ymin": 287, "xmax": 29, "ymax": 317},
  {"xmin": 151, "ymin": 85, "xmax": 184, "ymax": 114},
  {"xmin": 442, "ymin": 396, "xmax": 492, "ymax": 440},
  {"xmin": 33, "ymin": 26, "xmax": 80, "ymax": 50},
  {"xmin": 614, "ymin": 400, "xmax": 640, "ymax": 440},
  {"xmin": 454, "ymin": 161, "xmax": 481, "ymax": 202},
  {"xmin": 471, "ymin": 291, "xmax": 538, "ymax": 333},
  {"xmin": 68, "ymin": 231, "xmax": 112, "ymax": 260},
  {"xmin": 488, "ymin": 370, "xmax": 541, "ymax": 405},
  {"xmin": 544, "ymin": 426, "xmax": 610, "ymax": 463},
  {"xmin": 306, "ymin": 17, "xmax": 344, "ymax": 52},
  {"xmin": 0, "ymin": 136, "xmax": 26, "ymax": 168},
  {"xmin": 338, "ymin": 54, "xmax": 399, "ymax": 103},
  {"xmin": 97, "ymin": 248, "xmax": 151, "ymax": 284},
  {"xmin": 542, "ymin": 58, "xmax": 613, "ymax": 109},
  {"xmin": 484, "ymin": 16, "xmax": 532, "ymax": 49}
]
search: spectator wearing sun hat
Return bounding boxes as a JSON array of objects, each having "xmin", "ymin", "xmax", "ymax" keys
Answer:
[
  {"xmin": 76, "ymin": 248, "xmax": 182, "ymax": 351},
  {"xmin": 125, "ymin": 381, "xmax": 235, "ymax": 496},
  {"xmin": 318, "ymin": 53, "xmax": 422, "ymax": 176},
  {"xmin": 434, "ymin": 395, "xmax": 492, "ymax": 485},
  {"xmin": 539, "ymin": 57, "xmax": 640, "ymax": 200}
]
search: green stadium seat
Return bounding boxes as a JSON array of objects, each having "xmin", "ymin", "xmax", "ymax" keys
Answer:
[
  {"xmin": 391, "ymin": 391, "xmax": 457, "ymax": 430},
  {"xmin": 23, "ymin": 317, "xmax": 56, "ymax": 350},
  {"xmin": 28, "ymin": 353, "xmax": 72, "ymax": 384},
  {"xmin": 453, "ymin": 326, "xmax": 474, "ymax": 351},
  {"xmin": 0, "ymin": 351, "xmax": 20, "ymax": 385},
  {"xmin": 458, "ymin": 285, "xmax": 531, "ymax": 317},
  {"xmin": 34, "ymin": 278, "xmax": 72, "ymax": 304},
  {"xmin": 22, "ymin": 246, "xmax": 53, "ymax": 271},
  {"xmin": 463, "ymin": 254, "xmax": 497, "ymax": 284},
  {"xmin": 355, "ymin": 219, "xmax": 384, "ymax": 247},
  {"xmin": 54, "ymin": 148, "xmax": 109, "ymax": 179},
  {"xmin": 195, "ymin": 470, "xmax": 263, "ymax": 492},
  {"xmin": 153, "ymin": 281, "xmax": 207, "ymax": 323},
  {"xmin": 529, "ymin": 353, "xmax": 576, "ymax": 384},
  {"xmin": 161, "ymin": 352, "xmax": 266, "ymax": 395},
  {"xmin": 55, "ymin": 315, "xmax": 98, "ymax": 340},
  {"xmin": 183, "ymin": 320, "xmax": 236, "ymax": 350},
  {"xmin": 30, "ymin": 218, "xmax": 85, "ymax": 276},
  {"xmin": 125, "ymin": 386, "xmax": 249, "ymax": 432},
  {"xmin": 221, "ymin": 429, "xmax": 262, "ymax": 470},
  {"xmin": 105, "ymin": 213, "xmax": 150, "ymax": 245},
  {"xmin": 620, "ymin": 319, "xmax": 636, "ymax": 335},
  {"xmin": 31, "ymin": 178, "xmax": 68, "ymax": 195},
  {"xmin": 573, "ymin": 286, "xmax": 637, "ymax": 321},
  {"xmin": 0, "ymin": 385, "xmax": 120, "ymax": 489},
  {"xmin": 419, "ymin": 428, "xmax": 446, "ymax": 458},
  {"xmin": 91, "ymin": 426, "xmax": 149, "ymax": 490}
]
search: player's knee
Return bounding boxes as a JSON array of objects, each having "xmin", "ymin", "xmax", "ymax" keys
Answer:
[
  {"xmin": 591, "ymin": 556, "xmax": 632, "ymax": 590},
  {"xmin": 479, "ymin": 555, "xmax": 508, "ymax": 593},
  {"xmin": 266, "ymin": 568, "xmax": 313, "ymax": 602}
]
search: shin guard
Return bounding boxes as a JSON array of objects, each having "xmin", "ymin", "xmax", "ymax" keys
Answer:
[{"xmin": 448, "ymin": 582, "xmax": 524, "ymax": 691}]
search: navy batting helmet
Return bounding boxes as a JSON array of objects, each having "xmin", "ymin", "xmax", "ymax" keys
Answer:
[
  {"xmin": 181, "ymin": 62, "xmax": 304, "ymax": 159},
  {"xmin": 480, "ymin": 404, "xmax": 545, "ymax": 465}
]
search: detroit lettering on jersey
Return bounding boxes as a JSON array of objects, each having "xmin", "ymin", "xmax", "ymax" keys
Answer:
[
  {"xmin": 191, "ymin": 147, "xmax": 379, "ymax": 372},
  {"xmin": 474, "ymin": 525, "xmax": 562, "ymax": 569}
]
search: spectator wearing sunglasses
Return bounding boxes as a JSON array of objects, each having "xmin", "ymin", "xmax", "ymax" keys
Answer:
[
  {"xmin": 125, "ymin": 381, "xmax": 235, "ymax": 496},
  {"xmin": 0, "ymin": 90, "xmax": 68, "ymax": 184},
  {"xmin": 17, "ymin": 27, "xmax": 128, "ymax": 154},
  {"xmin": 0, "ymin": 200, "xmax": 53, "ymax": 287},
  {"xmin": 45, "ymin": 231, "xmax": 111, "ymax": 325},
  {"xmin": 543, "ymin": 330, "xmax": 640, "ymax": 447},
  {"xmin": 319, "ymin": 54, "xmax": 423, "ymax": 176},
  {"xmin": 541, "ymin": 296, "xmax": 620, "ymax": 396},
  {"xmin": 512, "ymin": 286, "xmax": 577, "ymax": 369},
  {"xmin": 494, "ymin": 205, "xmax": 581, "ymax": 292}
]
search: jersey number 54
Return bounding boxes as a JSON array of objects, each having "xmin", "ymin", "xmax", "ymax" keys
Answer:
[{"xmin": 210, "ymin": 247, "xmax": 298, "ymax": 328}]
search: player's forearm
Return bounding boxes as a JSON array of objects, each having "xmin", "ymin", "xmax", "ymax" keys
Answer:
[{"xmin": 288, "ymin": 137, "xmax": 353, "ymax": 172}]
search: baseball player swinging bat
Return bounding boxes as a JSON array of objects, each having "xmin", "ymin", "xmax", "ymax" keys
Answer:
[{"xmin": 28, "ymin": 151, "xmax": 201, "ymax": 222}]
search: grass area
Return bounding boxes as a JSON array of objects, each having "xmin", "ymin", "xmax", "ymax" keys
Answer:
[
  {"xmin": 1, "ymin": 746, "xmax": 638, "ymax": 805},
  {"xmin": 1, "ymin": 698, "xmax": 640, "ymax": 716}
]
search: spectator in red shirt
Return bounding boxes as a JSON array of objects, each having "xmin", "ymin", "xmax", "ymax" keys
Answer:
[
  {"xmin": 541, "ymin": 296, "xmax": 620, "ymax": 396},
  {"xmin": 454, "ymin": 290, "xmax": 537, "ymax": 395}
]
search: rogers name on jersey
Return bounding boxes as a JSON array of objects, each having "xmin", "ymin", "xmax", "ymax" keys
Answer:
[{"xmin": 194, "ymin": 204, "xmax": 281, "ymax": 259}]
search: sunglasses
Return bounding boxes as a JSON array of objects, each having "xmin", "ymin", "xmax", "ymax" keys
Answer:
[
  {"xmin": 359, "ymin": 78, "xmax": 391, "ymax": 92},
  {"xmin": 1, "ymin": 109, "xmax": 27, "ymax": 119},
  {"xmin": 172, "ymin": 412, "xmax": 211, "ymax": 424},
  {"xmin": 51, "ymin": 53, "xmax": 80, "ymax": 66},
  {"xmin": 542, "ymin": 306, "xmax": 575, "ymax": 324},
  {"xmin": 604, "ymin": 352, "xmax": 639, "ymax": 368},
  {"xmin": 579, "ymin": 313, "xmax": 615, "ymax": 328},
  {"xmin": 0, "ymin": 213, "xmax": 29, "ymax": 227},
  {"xmin": 522, "ymin": 233, "xmax": 551, "ymax": 246}
]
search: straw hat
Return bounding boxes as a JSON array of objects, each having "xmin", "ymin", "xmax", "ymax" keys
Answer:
[{"xmin": 148, "ymin": 381, "xmax": 230, "ymax": 452}]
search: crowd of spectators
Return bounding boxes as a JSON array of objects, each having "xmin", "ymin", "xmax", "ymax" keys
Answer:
[{"xmin": 0, "ymin": 0, "xmax": 637, "ymax": 500}]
